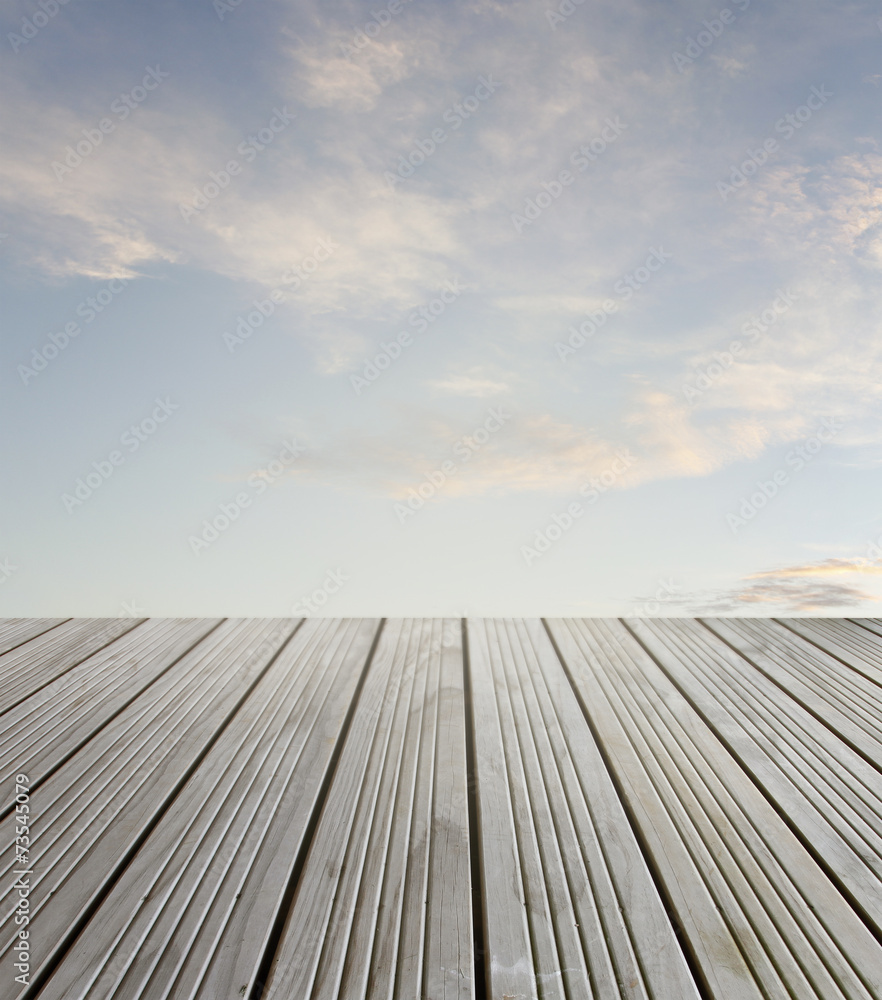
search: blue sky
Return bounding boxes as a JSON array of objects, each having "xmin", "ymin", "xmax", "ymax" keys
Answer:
[{"xmin": 1, "ymin": 0, "xmax": 882, "ymax": 616}]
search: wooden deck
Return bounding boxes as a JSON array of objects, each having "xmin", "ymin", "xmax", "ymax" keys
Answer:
[{"xmin": 1, "ymin": 617, "xmax": 881, "ymax": 999}]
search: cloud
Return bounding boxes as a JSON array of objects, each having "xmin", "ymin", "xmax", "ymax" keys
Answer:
[
  {"xmin": 428, "ymin": 367, "xmax": 512, "ymax": 397},
  {"xmin": 284, "ymin": 407, "xmax": 641, "ymax": 497},
  {"xmin": 749, "ymin": 557, "xmax": 882, "ymax": 579},
  {"xmin": 0, "ymin": 85, "xmax": 182, "ymax": 280},
  {"xmin": 660, "ymin": 556, "xmax": 882, "ymax": 615},
  {"xmin": 621, "ymin": 386, "xmax": 776, "ymax": 480},
  {"xmin": 4, "ymin": 0, "xmax": 881, "ymax": 492},
  {"xmin": 281, "ymin": 31, "xmax": 417, "ymax": 112},
  {"xmin": 731, "ymin": 152, "xmax": 882, "ymax": 272}
]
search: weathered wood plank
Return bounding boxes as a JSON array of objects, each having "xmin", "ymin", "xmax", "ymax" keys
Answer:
[
  {"xmin": 465, "ymin": 618, "xmax": 537, "ymax": 1000},
  {"xmin": 36, "ymin": 618, "xmax": 379, "ymax": 1000},
  {"xmin": 0, "ymin": 618, "xmax": 298, "ymax": 998},
  {"xmin": 547, "ymin": 618, "xmax": 766, "ymax": 1000},
  {"xmin": 850, "ymin": 618, "xmax": 882, "ymax": 641},
  {"xmin": 0, "ymin": 619, "xmax": 68, "ymax": 656},
  {"xmin": 550, "ymin": 618, "xmax": 882, "ymax": 999},
  {"xmin": 777, "ymin": 618, "xmax": 882, "ymax": 687},
  {"xmin": 473, "ymin": 619, "xmax": 567, "ymax": 998},
  {"xmin": 4, "ymin": 616, "xmax": 882, "ymax": 1000},
  {"xmin": 470, "ymin": 619, "xmax": 701, "ymax": 1000},
  {"xmin": 525, "ymin": 618, "xmax": 701, "ymax": 1000},
  {"xmin": 0, "ymin": 619, "xmax": 221, "ymax": 796},
  {"xmin": 0, "ymin": 618, "xmax": 144, "ymax": 714},
  {"xmin": 702, "ymin": 618, "xmax": 882, "ymax": 768},
  {"xmin": 629, "ymin": 618, "xmax": 882, "ymax": 937},
  {"xmin": 360, "ymin": 618, "xmax": 442, "ymax": 1000},
  {"xmin": 264, "ymin": 619, "xmax": 474, "ymax": 1000},
  {"xmin": 423, "ymin": 621, "xmax": 473, "ymax": 1000}
]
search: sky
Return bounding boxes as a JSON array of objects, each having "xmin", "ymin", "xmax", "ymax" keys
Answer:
[{"xmin": 1, "ymin": 0, "xmax": 882, "ymax": 617}]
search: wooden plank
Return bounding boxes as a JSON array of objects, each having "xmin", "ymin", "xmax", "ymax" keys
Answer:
[
  {"xmin": 850, "ymin": 618, "xmax": 882, "ymax": 641},
  {"xmin": 0, "ymin": 618, "xmax": 299, "ymax": 998},
  {"xmin": 525, "ymin": 618, "xmax": 702, "ymax": 1000},
  {"xmin": 361, "ymin": 619, "xmax": 454, "ymax": 1000},
  {"xmin": 547, "ymin": 619, "xmax": 766, "ymax": 1000},
  {"xmin": 264, "ymin": 619, "xmax": 474, "ymax": 1000},
  {"xmin": 424, "ymin": 620, "xmax": 473, "ymax": 1000},
  {"xmin": 0, "ymin": 618, "xmax": 144, "ymax": 714},
  {"xmin": 628, "ymin": 618, "xmax": 882, "ymax": 937},
  {"xmin": 702, "ymin": 618, "xmax": 882, "ymax": 768},
  {"xmin": 549, "ymin": 618, "xmax": 882, "ymax": 1000},
  {"xmin": 0, "ymin": 619, "xmax": 68, "ymax": 657},
  {"xmin": 777, "ymin": 618, "xmax": 882, "ymax": 687},
  {"xmin": 472, "ymin": 619, "xmax": 702, "ymax": 1000},
  {"xmin": 0, "ymin": 619, "xmax": 221, "ymax": 796},
  {"xmin": 36, "ymin": 618, "xmax": 379, "ymax": 1000},
  {"xmin": 465, "ymin": 618, "xmax": 536, "ymax": 1000},
  {"xmin": 4, "ymin": 616, "xmax": 882, "ymax": 1000}
]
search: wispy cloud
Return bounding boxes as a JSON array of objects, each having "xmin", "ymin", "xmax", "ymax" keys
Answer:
[
  {"xmin": 428, "ymin": 367, "xmax": 512, "ymax": 397},
  {"xmin": 4, "ymin": 0, "xmax": 882, "ymax": 613},
  {"xmin": 284, "ymin": 407, "xmax": 643, "ymax": 497},
  {"xmin": 663, "ymin": 556, "xmax": 882, "ymax": 615}
]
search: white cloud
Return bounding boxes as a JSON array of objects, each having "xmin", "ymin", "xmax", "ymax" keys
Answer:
[
  {"xmin": 428, "ymin": 367, "xmax": 512, "ymax": 397},
  {"xmin": 4, "ymin": 0, "xmax": 881, "ymax": 492},
  {"xmin": 281, "ymin": 34, "xmax": 415, "ymax": 112},
  {"xmin": 283, "ymin": 407, "xmax": 640, "ymax": 497}
]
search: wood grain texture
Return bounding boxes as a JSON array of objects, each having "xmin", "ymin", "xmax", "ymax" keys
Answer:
[
  {"xmin": 0, "ymin": 618, "xmax": 144, "ymax": 715},
  {"xmin": 0, "ymin": 619, "xmax": 68, "ymax": 657},
  {"xmin": 778, "ymin": 618, "xmax": 882, "ymax": 687},
  {"xmin": 1, "ymin": 618, "xmax": 299, "ymax": 999},
  {"xmin": 469, "ymin": 619, "xmax": 701, "ymax": 1000},
  {"xmin": 702, "ymin": 618, "xmax": 882, "ymax": 767},
  {"xmin": 264, "ymin": 619, "xmax": 473, "ymax": 1000},
  {"xmin": 549, "ymin": 617, "xmax": 882, "ymax": 1000},
  {"xmin": 2, "ymin": 617, "xmax": 881, "ymax": 1000},
  {"xmin": 0, "ymin": 619, "xmax": 221, "ymax": 797},
  {"xmin": 37, "ymin": 618, "xmax": 377, "ymax": 1000},
  {"xmin": 629, "ymin": 618, "xmax": 882, "ymax": 938}
]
